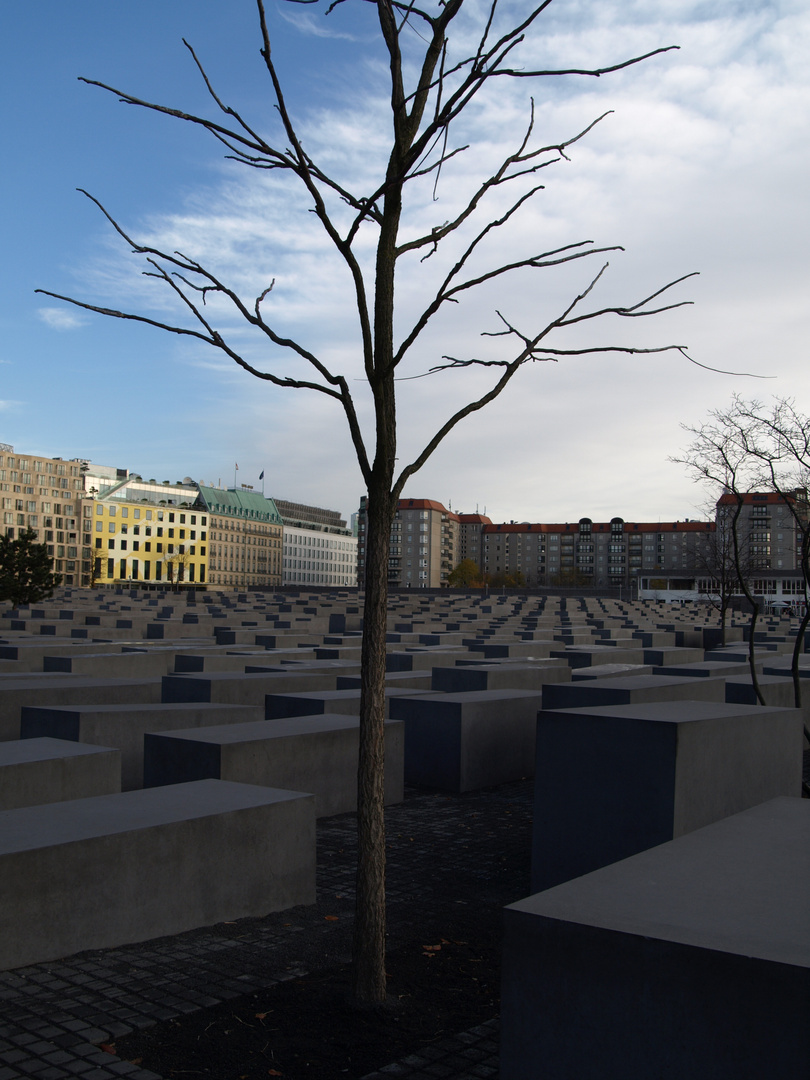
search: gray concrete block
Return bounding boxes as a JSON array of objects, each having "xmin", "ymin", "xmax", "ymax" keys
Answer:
[
  {"xmin": 466, "ymin": 640, "xmax": 553, "ymax": 659},
  {"xmin": 0, "ymin": 737, "xmax": 120, "ymax": 809},
  {"xmin": 0, "ymin": 779, "xmax": 315, "ymax": 970},
  {"xmin": 143, "ymin": 713, "xmax": 403, "ymax": 816},
  {"xmin": 762, "ymin": 658, "xmax": 810, "ymax": 678},
  {"xmin": 173, "ymin": 651, "xmax": 273, "ymax": 673},
  {"xmin": 725, "ymin": 674, "xmax": 798, "ymax": 708},
  {"xmin": 570, "ymin": 663, "xmax": 654, "ymax": 681},
  {"xmin": 531, "ymin": 700, "xmax": 803, "ymax": 892},
  {"xmin": 548, "ymin": 646, "xmax": 646, "ymax": 668},
  {"xmin": 651, "ymin": 660, "xmax": 756, "ymax": 678},
  {"xmin": 502, "ymin": 798, "xmax": 810, "ymax": 1080},
  {"xmin": 388, "ymin": 690, "xmax": 542, "ymax": 792},
  {"xmin": 541, "ymin": 674, "xmax": 725, "ymax": 710},
  {"xmin": 0, "ymin": 640, "xmax": 128, "ymax": 671},
  {"xmin": 642, "ymin": 647, "xmax": 704, "ymax": 666},
  {"xmin": 43, "ymin": 651, "xmax": 176, "ymax": 677},
  {"xmin": 336, "ymin": 670, "xmax": 433, "ymax": 691},
  {"xmin": 430, "ymin": 662, "xmax": 570, "ymax": 693},
  {"xmin": 264, "ymin": 687, "xmax": 423, "ymax": 719},
  {"xmin": 675, "ymin": 626, "xmax": 744, "ymax": 649},
  {"xmin": 385, "ymin": 649, "xmax": 466, "ymax": 672},
  {"xmin": 161, "ymin": 670, "xmax": 337, "ymax": 705},
  {"xmin": 21, "ymin": 703, "xmax": 264, "ymax": 790},
  {"xmin": 0, "ymin": 677, "xmax": 164, "ymax": 742}
]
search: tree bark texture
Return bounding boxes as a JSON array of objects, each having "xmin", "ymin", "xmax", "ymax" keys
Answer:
[{"xmin": 352, "ymin": 484, "xmax": 395, "ymax": 1003}]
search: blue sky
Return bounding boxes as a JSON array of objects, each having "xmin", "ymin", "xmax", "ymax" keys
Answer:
[{"xmin": 2, "ymin": 0, "xmax": 808, "ymax": 525}]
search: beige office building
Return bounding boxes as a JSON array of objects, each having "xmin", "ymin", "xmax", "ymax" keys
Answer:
[{"xmin": 0, "ymin": 443, "xmax": 89, "ymax": 587}]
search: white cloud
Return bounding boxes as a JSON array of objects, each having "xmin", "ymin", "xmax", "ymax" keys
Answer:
[
  {"xmin": 275, "ymin": 5, "xmax": 366, "ymax": 42},
  {"xmin": 37, "ymin": 307, "xmax": 87, "ymax": 331}
]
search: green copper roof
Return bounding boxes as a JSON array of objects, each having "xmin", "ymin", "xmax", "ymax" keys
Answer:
[{"xmin": 196, "ymin": 486, "xmax": 282, "ymax": 524}]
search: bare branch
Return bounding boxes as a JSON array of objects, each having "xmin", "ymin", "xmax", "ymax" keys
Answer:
[
  {"xmin": 491, "ymin": 45, "xmax": 680, "ymax": 79},
  {"xmin": 255, "ymin": 0, "xmax": 376, "ymax": 379},
  {"xmin": 396, "ymin": 109, "xmax": 612, "ymax": 258}
]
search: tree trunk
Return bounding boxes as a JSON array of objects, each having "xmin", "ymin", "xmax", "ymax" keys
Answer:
[
  {"xmin": 790, "ymin": 604, "xmax": 810, "ymax": 709},
  {"xmin": 790, "ymin": 539, "xmax": 810, "ymax": 709},
  {"xmin": 352, "ymin": 484, "xmax": 394, "ymax": 1004},
  {"xmin": 746, "ymin": 604, "xmax": 766, "ymax": 705}
]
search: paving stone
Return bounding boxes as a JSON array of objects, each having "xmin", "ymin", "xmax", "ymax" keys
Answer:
[{"xmin": 0, "ymin": 783, "xmax": 530, "ymax": 1080}]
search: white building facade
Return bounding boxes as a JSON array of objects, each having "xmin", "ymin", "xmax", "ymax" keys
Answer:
[{"xmin": 276, "ymin": 499, "xmax": 357, "ymax": 587}]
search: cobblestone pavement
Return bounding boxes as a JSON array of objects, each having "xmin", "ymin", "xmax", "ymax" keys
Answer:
[{"xmin": 0, "ymin": 781, "xmax": 534, "ymax": 1080}]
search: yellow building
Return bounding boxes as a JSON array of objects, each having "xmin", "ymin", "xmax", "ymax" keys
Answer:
[{"xmin": 85, "ymin": 499, "xmax": 208, "ymax": 587}]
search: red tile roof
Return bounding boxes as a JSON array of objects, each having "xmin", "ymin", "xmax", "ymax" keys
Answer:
[
  {"xmin": 482, "ymin": 520, "xmax": 714, "ymax": 534},
  {"xmin": 716, "ymin": 492, "xmax": 793, "ymax": 506}
]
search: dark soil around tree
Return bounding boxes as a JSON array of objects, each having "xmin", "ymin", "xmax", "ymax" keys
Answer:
[
  {"xmin": 116, "ymin": 920, "xmax": 500, "ymax": 1079},
  {"xmin": 115, "ymin": 782, "xmax": 533, "ymax": 1080}
]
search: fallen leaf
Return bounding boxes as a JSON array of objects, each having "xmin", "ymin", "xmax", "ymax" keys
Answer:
[
  {"xmin": 268, "ymin": 1070, "xmax": 283, "ymax": 1076},
  {"xmin": 255, "ymin": 1012, "xmax": 268, "ymax": 1020},
  {"xmin": 130, "ymin": 1059, "xmax": 142, "ymax": 1066},
  {"xmin": 324, "ymin": 915, "xmax": 339, "ymax": 921},
  {"xmin": 99, "ymin": 1043, "xmax": 116, "ymax": 1054},
  {"xmin": 422, "ymin": 944, "xmax": 441, "ymax": 951}
]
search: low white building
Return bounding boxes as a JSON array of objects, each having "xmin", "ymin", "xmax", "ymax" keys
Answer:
[{"xmin": 275, "ymin": 499, "xmax": 357, "ymax": 588}]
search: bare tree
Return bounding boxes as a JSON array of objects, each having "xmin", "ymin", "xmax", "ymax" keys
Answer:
[
  {"xmin": 675, "ymin": 413, "xmax": 768, "ymax": 703},
  {"xmin": 685, "ymin": 513, "xmax": 736, "ymax": 645},
  {"xmin": 686, "ymin": 500, "xmax": 765, "ymax": 646},
  {"xmin": 726, "ymin": 397, "xmax": 810, "ymax": 709},
  {"xmin": 38, "ymin": 0, "xmax": 695, "ymax": 1004}
]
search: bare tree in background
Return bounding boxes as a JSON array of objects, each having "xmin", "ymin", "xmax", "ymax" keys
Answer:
[
  {"xmin": 685, "ymin": 512, "xmax": 739, "ymax": 646},
  {"xmin": 726, "ymin": 397, "xmax": 810, "ymax": 709},
  {"xmin": 38, "ymin": 0, "xmax": 695, "ymax": 1004},
  {"xmin": 676, "ymin": 412, "xmax": 768, "ymax": 703}
]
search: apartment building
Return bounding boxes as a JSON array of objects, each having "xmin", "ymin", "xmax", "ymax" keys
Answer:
[
  {"xmin": 457, "ymin": 513, "xmax": 492, "ymax": 566},
  {"xmin": 275, "ymin": 498, "xmax": 357, "ymax": 588},
  {"xmin": 715, "ymin": 491, "xmax": 805, "ymax": 572},
  {"xmin": 195, "ymin": 486, "xmax": 283, "ymax": 588},
  {"xmin": 0, "ymin": 443, "xmax": 89, "ymax": 587},
  {"xmin": 478, "ymin": 517, "xmax": 715, "ymax": 589},
  {"xmin": 356, "ymin": 496, "xmax": 458, "ymax": 589}
]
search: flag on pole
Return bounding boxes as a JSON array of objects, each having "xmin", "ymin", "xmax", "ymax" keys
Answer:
[
  {"xmin": 235, "ymin": 463, "xmax": 239, "ymax": 470},
  {"xmin": 259, "ymin": 470, "xmax": 264, "ymax": 480}
]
